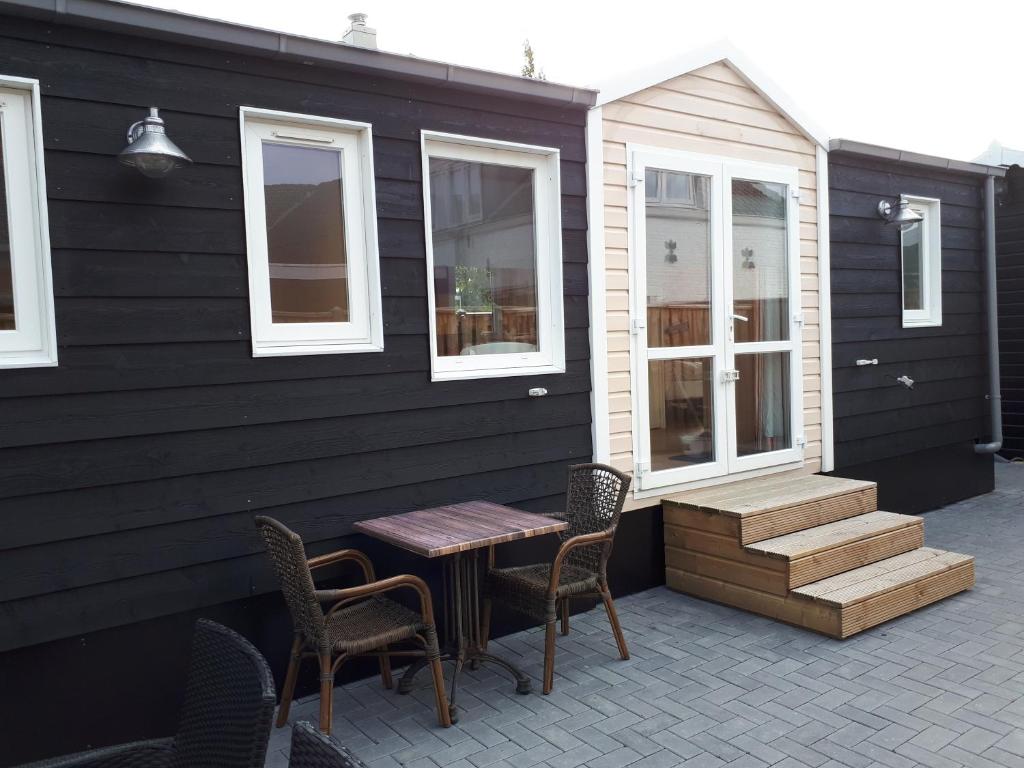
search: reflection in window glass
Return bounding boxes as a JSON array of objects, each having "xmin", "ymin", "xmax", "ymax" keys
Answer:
[
  {"xmin": 735, "ymin": 352, "xmax": 791, "ymax": 456},
  {"xmin": 0, "ymin": 129, "xmax": 13, "ymax": 331},
  {"xmin": 732, "ymin": 179, "xmax": 788, "ymax": 343},
  {"xmin": 429, "ymin": 158, "xmax": 538, "ymax": 357},
  {"xmin": 262, "ymin": 142, "xmax": 349, "ymax": 324},
  {"xmin": 902, "ymin": 220, "xmax": 923, "ymax": 310},
  {"xmin": 648, "ymin": 357, "xmax": 715, "ymax": 471},
  {"xmin": 645, "ymin": 170, "xmax": 712, "ymax": 348}
]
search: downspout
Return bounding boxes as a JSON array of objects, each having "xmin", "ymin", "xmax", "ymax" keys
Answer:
[{"xmin": 975, "ymin": 173, "xmax": 1003, "ymax": 454}]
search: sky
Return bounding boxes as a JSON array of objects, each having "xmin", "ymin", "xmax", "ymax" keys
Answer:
[{"xmin": 132, "ymin": 0, "xmax": 1023, "ymax": 162}]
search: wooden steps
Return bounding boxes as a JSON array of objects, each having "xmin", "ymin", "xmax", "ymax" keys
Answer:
[{"xmin": 663, "ymin": 475, "xmax": 974, "ymax": 638}]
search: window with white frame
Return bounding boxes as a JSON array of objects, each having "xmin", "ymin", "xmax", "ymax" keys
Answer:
[
  {"xmin": 239, "ymin": 107, "xmax": 382, "ymax": 357},
  {"xmin": 901, "ymin": 195, "xmax": 942, "ymax": 327},
  {"xmin": 0, "ymin": 76, "xmax": 56, "ymax": 369},
  {"xmin": 421, "ymin": 132, "xmax": 564, "ymax": 381}
]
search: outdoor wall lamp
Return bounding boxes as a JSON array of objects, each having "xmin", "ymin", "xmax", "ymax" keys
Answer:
[
  {"xmin": 118, "ymin": 107, "xmax": 192, "ymax": 178},
  {"xmin": 877, "ymin": 198, "xmax": 923, "ymax": 232}
]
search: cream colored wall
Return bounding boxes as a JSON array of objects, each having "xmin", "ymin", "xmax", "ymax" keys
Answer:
[{"xmin": 600, "ymin": 61, "xmax": 823, "ymax": 509}]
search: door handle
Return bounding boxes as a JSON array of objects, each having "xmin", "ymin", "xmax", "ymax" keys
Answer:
[
  {"xmin": 730, "ymin": 314, "xmax": 748, "ymax": 322},
  {"xmin": 721, "ymin": 369, "xmax": 740, "ymax": 383}
]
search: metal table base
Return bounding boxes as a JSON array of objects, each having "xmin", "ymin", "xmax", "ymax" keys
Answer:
[{"xmin": 397, "ymin": 549, "xmax": 530, "ymax": 721}]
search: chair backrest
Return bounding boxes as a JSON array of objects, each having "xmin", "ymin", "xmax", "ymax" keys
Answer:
[
  {"xmin": 172, "ymin": 619, "xmax": 276, "ymax": 768},
  {"xmin": 560, "ymin": 463, "xmax": 631, "ymax": 576},
  {"xmin": 255, "ymin": 516, "xmax": 327, "ymax": 646},
  {"xmin": 289, "ymin": 721, "xmax": 368, "ymax": 768}
]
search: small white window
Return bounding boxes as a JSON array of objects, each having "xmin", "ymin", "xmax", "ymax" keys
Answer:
[
  {"xmin": 901, "ymin": 195, "xmax": 942, "ymax": 328},
  {"xmin": 0, "ymin": 76, "xmax": 56, "ymax": 369},
  {"xmin": 421, "ymin": 131, "xmax": 564, "ymax": 381},
  {"xmin": 239, "ymin": 107, "xmax": 382, "ymax": 357}
]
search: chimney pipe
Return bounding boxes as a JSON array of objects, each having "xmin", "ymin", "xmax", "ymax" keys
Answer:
[{"xmin": 343, "ymin": 12, "xmax": 377, "ymax": 49}]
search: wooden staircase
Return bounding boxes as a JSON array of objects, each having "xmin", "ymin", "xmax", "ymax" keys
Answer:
[{"xmin": 663, "ymin": 474, "xmax": 974, "ymax": 638}]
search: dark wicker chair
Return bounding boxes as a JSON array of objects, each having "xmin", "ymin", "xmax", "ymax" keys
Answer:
[
  {"xmin": 288, "ymin": 721, "xmax": 367, "ymax": 768},
  {"xmin": 481, "ymin": 463, "xmax": 631, "ymax": 694},
  {"xmin": 16, "ymin": 618, "xmax": 276, "ymax": 768},
  {"xmin": 255, "ymin": 516, "xmax": 450, "ymax": 735}
]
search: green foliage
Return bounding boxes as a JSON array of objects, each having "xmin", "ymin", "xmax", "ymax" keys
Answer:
[
  {"xmin": 455, "ymin": 264, "xmax": 493, "ymax": 310},
  {"xmin": 521, "ymin": 39, "xmax": 546, "ymax": 80}
]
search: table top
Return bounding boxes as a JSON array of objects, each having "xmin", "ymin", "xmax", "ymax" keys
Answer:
[{"xmin": 354, "ymin": 500, "xmax": 568, "ymax": 558}]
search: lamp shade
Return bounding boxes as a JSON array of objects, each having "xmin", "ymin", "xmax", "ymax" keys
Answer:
[
  {"xmin": 118, "ymin": 108, "xmax": 191, "ymax": 178},
  {"xmin": 877, "ymin": 199, "xmax": 924, "ymax": 232}
]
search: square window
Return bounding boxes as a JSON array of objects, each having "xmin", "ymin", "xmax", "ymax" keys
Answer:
[
  {"xmin": 422, "ymin": 132, "xmax": 565, "ymax": 381},
  {"xmin": 0, "ymin": 76, "xmax": 56, "ymax": 369},
  {"xmin": 900, "ymin": 195, "xmax": 942, "ymax": 327},
  {"xmin": 240, "ymin": 108, "xmax": 382, "ymax": 356}
]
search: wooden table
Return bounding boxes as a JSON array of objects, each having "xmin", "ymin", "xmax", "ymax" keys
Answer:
[{"xmin": 355, "ymin": 501, "xmax": 567, "ymax": 719}]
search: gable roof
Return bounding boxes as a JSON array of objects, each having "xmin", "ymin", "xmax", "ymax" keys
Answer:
[{"xmin": 594, "ymin": 39, "xmax": 828, "ymax": 149}]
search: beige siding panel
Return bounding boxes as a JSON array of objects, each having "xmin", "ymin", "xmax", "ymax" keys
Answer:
[{"xmin": 600, "ymin": 60, "xmax": 823, "ymax": 503}]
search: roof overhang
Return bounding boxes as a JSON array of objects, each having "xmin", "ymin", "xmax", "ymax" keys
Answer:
[
  {"xmin": 830, "ymin": 138, "xmax": 1006, "ymax": 177},
  {"xmin": 0, "ymin": 0, "xmax": 597, "ymax": 109},
  {"xmin": 594, "ymin": 39, "xmax": 828, "ymax": 149}
]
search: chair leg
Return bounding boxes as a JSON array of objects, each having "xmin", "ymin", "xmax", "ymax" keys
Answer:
[
  {"xmin": 276, "ymin": 635, "xmax": 303, "ymax": 728},
  {"xmin": 378, "ymin": 648, "xmax": 394, "ymax": 690},
  {"xmin": 600, "ymin": 587, "xmax": 629, "ymax": 661},
  {"xmin": 318, "ymin": 652, "xmax": 335, "ymax": 735},
  {"xmin": 542, "ymin": 619, "xmax": 557, "ymax": 694},
  {"xmin": 421, "ymin": 629, "xmax": 451, "ymax": 728},
  {"xmin": 560, "ymin": 598, "xmax": 570, "ymax": 636},
  {"xmin": 480, "ymin": 597, "xmax": 492, "ymax": 653}
]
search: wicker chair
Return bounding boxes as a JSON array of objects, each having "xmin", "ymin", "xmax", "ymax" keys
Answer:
[
  {"xmin": 255, "ymin": 516, "xmax": 450, "ymax": 734},
  {"xmin": 16, "ymin": 618, "xmax": 276, "ymax": 768},
  {"xmin": 288, "ymin": 721, "xmax": 367, "ymax": 768},
  {"xmin": 481, "ymin": 463, "xmax": 631, "ymax": 694}
]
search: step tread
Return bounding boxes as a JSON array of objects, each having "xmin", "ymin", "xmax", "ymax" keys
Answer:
[
  {"xmin": 664, "ymin": 474, "xmax": 877, "ymax": 519},
  {"xmin": 745, "ymin": 511, "xmax": 922, "ymax": 561},
  {"xmin": 792, "ymin": 547, "xmax": 974, "ymax": 608}
]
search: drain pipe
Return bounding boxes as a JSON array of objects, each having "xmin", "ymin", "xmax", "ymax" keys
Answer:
[{"xmin": 976, "ymin": 172, "xmax": 1003, "ymax": 454}]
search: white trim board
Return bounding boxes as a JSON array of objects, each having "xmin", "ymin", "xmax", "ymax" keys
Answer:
[
  {"xmin": 816, "ymin": 145, "xmax": 834, "ymax": 472},
  {"xmin": 586, "ymin": 106, "xmax": 610, "ymax": 463},
  {"xmin": 594, "ymin": 39, "xmax": 829, "ymax": 150}
]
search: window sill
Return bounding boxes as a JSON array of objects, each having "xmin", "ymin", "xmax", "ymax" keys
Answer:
[
  {"xmin": 901, "ymin": 317, "xmax": 943, "ymax": 328},
  {"xmin": 430, "ymin": 362, "xmax": 566, "ymax": 382},
  {"xmin": 252, "ymin": 340, "xmax": 384, "ymax": 358},
  {"xmin": 0, "ymin": 349, "xmax": 58, "ymax": 369}
]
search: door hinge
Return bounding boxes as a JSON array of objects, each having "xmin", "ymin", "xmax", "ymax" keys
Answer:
[
  {"xmin": 721, "ymin": 369, "xmax": 740, "ymax": 383},
  {"xmin": 796, "ymin": 435, "xmax": 807, "ymax": 447},
  {"xmin": 791, "ymin": 187, "xmax": 801, "ymax": 199},
  {"xmin": 630, "ymin": 318, "xmax": 646, "ymax": 335},
  {"xmin": 629, "ymin": 170, "xmax": 645, "ymax": 189},
  {"xmin": 793, "ymin": 311, "xmax": 805, "ymax": 326},
  {"xmin": 635, "ymin": 461, "xmax": 650, "ymax": 478}
]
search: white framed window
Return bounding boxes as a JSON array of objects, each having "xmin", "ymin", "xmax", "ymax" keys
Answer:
[
  {"xmin": 239, "ymin": 107, "xmax": 382, "ymax": 357},
  {"xmin": 0, "ymin": 76, "xmax": 56, "ymax": 369},
  {"xmin": 421, "ymin": 131, "xmax": 564, "ymax": 381},
  {"xmin": 901, "ymin": 195, "xmax": 942, "ymax": 328}
]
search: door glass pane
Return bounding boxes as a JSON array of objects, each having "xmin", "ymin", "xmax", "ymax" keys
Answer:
[
  {"xmin": 646, "ymin": 169, "xmax": 711, "ymax": 347},
  {"xmin": 429, "ymin": 158, "xmax": 538, "ymax": 357},
  {"xmin": 262, "ymin": 142, "xmax": 349, "ymax": 324},
  {"xmin": 648, "ymin": 357, "xmax": 715, "ymax": 471},
  {"xmin": 735, "ymin": 352, "xmax": 791, "ymax": 456},
  {"xmin": 902, "ymin": 220, "xmax": 923, "ymax": 310},
  {"xmin": 0, "ymin": 127, "xmax": 13, "ymax": 331},
  {"xmin": 732, "ymin": 179, "xmax": 788, "ymax": 343}
]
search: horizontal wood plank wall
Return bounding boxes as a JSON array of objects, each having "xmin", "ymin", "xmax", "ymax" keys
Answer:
[
  {"xmin": 998, "ymin": 166, "xmax": 1024, "ymax": 459},
  {"xmin": 829, "ymin": 152, "xmax": 989, "ymax": 470},
  {"xmin": 0, "ymin": 15, "xmax": 592, "ymax": 651},
  {"xmin": 600, "ymin": 62, "xmax": 823, "ymax": 508}
]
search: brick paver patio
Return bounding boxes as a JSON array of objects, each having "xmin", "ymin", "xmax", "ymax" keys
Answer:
[{"xmin": 266, "ymin": 464, "xmax": 1024, "ymax": 768}]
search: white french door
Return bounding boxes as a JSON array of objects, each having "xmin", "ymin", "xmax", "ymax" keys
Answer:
[{"xmin": 631, "ymin": 148, "xmax": 804, "ymax": 491}]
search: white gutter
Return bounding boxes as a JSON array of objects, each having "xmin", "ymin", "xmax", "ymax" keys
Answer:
[
  {"xmin": 586, "ymin": 106, "xmax": 610, "ymax": 463},
  {"xmin": 816, "ymin": 145, "xmax": 835, "ymax": 472}
]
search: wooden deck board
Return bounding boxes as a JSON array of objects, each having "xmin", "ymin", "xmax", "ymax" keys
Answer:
[{"xmin": 747, "ymin": 511, "xmax": 921, "ymax": 560}]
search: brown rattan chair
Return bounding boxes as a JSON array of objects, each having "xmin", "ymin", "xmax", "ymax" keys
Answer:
[
  {"xmin": 480, "ymin": 463, "xmax": 631, "ymax": 694},
  {"xmin": 255, "ymin": 517, "xmax": 451, "ymax": 734}
]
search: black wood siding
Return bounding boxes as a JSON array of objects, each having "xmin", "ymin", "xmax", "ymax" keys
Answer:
[
  {"xmin": 829, "ymin": 151, "xmax": 993, "ymax": 508},
  {"xmin": 998, "ymin": 166, "xmax": 1024, "ymax": 459},
  {"xmin": 0, "ymin": 15, "xmax": 593, "ymax": 652}
]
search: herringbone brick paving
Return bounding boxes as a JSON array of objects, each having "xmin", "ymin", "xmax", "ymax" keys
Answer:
[{"xmin": 266, "ymin": 464, "xmax": 1024, "ymax": 768}]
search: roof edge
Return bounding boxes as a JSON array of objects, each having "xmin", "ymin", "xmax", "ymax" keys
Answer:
[
  {"xmin": 0, "ymin": 0, "xmax": 596, "ymax": 108},
  {"xmin": 593, "ymin": 39, "xmax": 829, "ymax": 149},
  {"xmin": 829, "ymin": 138, "xmax": 1005, "ymax": 177}
]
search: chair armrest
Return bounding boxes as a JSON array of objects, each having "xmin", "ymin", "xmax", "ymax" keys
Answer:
[
  {"xmin": 548, "ymin": 530, "xmax": 613, "ymax": 593},
  {"xmin": 316, "ymin": 574, "xmax": 438, "ymax": 627},
  {"xmin": 307, "ymin": 548, "xmax": 375, "ymax": 583},
  {"xmin": 16, "ymin": 738, "xmax": 175, "ymax": 768}
]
